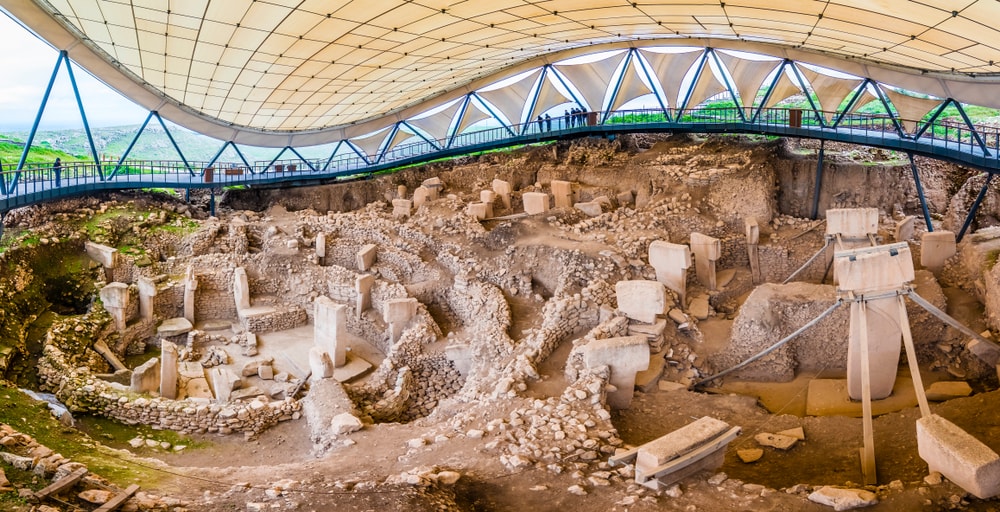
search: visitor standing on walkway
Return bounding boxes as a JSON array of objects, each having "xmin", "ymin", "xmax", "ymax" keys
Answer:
[
  {"xmin": 53, "ymin": 157, "xmax": 62, "ymax": 187},
  {"xmin": 563, "ymin": 110, "xmax": 570, "ymax": 129},
  {"xmin": 545, "ymin": 113, "xmax": 552, "ymax": 131},
  {"xmin": 536, "ymin": 115, "xmax": 544, "ymax": 133}
]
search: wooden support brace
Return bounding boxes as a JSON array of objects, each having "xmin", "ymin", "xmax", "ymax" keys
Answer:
[
  {"xmin": 95, "ymin": 484, "xmax": 140, "ymax": 512},
  {"xmin": 898, "ymin": 295, "xmax": 931, "ymax": 418},
  {"xmin": 33, "ymin": 467, "xmax": 87, "ymax": 501},
  {"xmin": 858, "ymin": 300, "xmax": 877, "ymax": 485}
]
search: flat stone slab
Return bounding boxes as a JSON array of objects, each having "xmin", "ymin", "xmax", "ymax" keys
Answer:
[
  {"xmin": 737, "ymin": 449, "xmax": 763, "ymax": 463},
  {"xmin": 200, "ymin": 320, "xmax": 233, "ymax": 331},
  {"xmin": 808, "ymin": 486, "xmax": 878, "ymax": 510},
  {"xmin": 637, "ymin": 416, "xmax": 730, "ymax": 468},
  {"xmin": 157, "ymin": 317, "xmax": 193, "ymax": 337},
  {"xmin": 925, "ymin": 381, "xmax": 973, "ymax": 401},
  {"xmin": 333, "ymin": 354, "xmax": 373, "ymax": 383},
  {"xmin": 806, "ymin": 378, "xmax": 917, "ymax": 417},
  {"xmin": 689, "ymin": 296, "xmax": 710, "ymax": 320},
  {"xmin": 755, "ymin": 432, "xmax": 798, "ymax": 450}
]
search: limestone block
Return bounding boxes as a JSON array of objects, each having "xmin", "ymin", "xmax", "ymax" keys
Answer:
[
  {"xmin": 315, "ymin": 232, "xmax": 326, "ymax": 259},
  {"xmin": 130, "ymin": 357, "xmax": 160, "ymax": 394},
  {"xmin": 921, "ymin": 231, "xmax": 957, "ymax": 272},
  {"xmin": 575, "ymin": 201, "xmax": 603, "ymax": 217},
  {"xmin": 309, "ymin": 346, "xmax": 335, "ymax": 379},
  {"xmin": 331, "ymin": 413, "xmax": 364, "ymax": 435},
  {"xmin": 445, "ymin": 343, "xmax": 473, "ymax": 376},
  {"xmin": 209, "ymin": 368, "xmax": 241, "ymax": 403},
  {"xmin": 522, "ymin": 192, "xmax": 550, "ymax": 215},
  {"xmin": 392, "ymin": 199, "xmax": 412, "ymax": 218},
  {"xmin": 492, "ymin": 179, "xmax": 512, "ymax": 209},
  {"xmin": 636, "ymin": 416, "xmax": 730, "ymax": 468},
  {"xmin": 413, "ymin": 186, "xmax": 432, "ymax": 207},
  {"xmin": 827, "ymin": 208, "xmax": 879, "ymax": 238},
  {"xmin": 233, "ymin": 267, "xmax": 250, "ymax": 312},
  {"xmin": 384, "ymin": 298, "xmax": 418, "ymax": 324},
  {"xmin": 467, "ymin": 202, "xmax": 491, "ymax": 220},
  {"xmin": 690, "ymin": 232, "xmax": 721, "ymax": 290},
  {"xmin": 355, "ymin": 274, "xmax": 375, "ymax": 318},
  {"xmin": 357, "ymin": 244, "xmax": 377, "ymax": 271},
  {"xmin": 160, "ymin": 342, "xmax": 178, "ymax": 400},
  {"xmin": 99, "ymin": 282, "xmax": 129, "ymax": 331},
  {"xmin": 258, "ymin": 364, "xmax": 274, "ymax": 380},
  {"xmin": 551, "ymin": 180, "xmax": 574, "ymax": 209},
  {"xmin": 314, "ymin": 297, "xmax": 348, "ymax": 367},
  {"xmin": 616, "ymin": 190, "xmax": 634, "ymax": 207},
  {"xmin": 481, "ymin": 190, "xmax": 497, "ymax": 205},
  {"xmin": 183, "ymin": 268, "xmax": 197, "ymax": 323},
  {"xmin": 834, "ymin": 243, "xmax": 915, "ymax": 294},
  {"xmin": 138, "ymin": 276, "xmax": 157, "ymax": 322},
  {"xmin": 615, "ymin": 280, "xmax": 668, "ymax": 324},
  {"xmin": 84, "ymin": 241, "xmax": 118, "ymax": 268},
  {"xmin": 807, "ymin": 487, "xmax": 878, "ymax": 510},
  {"xmin": 648, "ymin": 241, "xmax": 692, "ymax": 304},
  {"xmin": 157, "ymin": 317, "xmax": 193, "ymax": 337},
  {"xmin": 925, "ymin": 381, "xmax": 972, "ymax": 401},
  {"xmin": 582, "ymin": 335, "xmax": 650, "ymax": 409},
  {"xmin": 847, "ymin": 297, "xmax": 902, "ymax": 400},
  {"xmin": 895, "ymin": 216, "xmax": 916, "ymax": 242},
  {"xmin": 745, "ymin": 217, "xmax": 760, "ymax": 244},
  {"xmin": 917, "ymin": 414, "xmax": 1000, "ymax": 498}
]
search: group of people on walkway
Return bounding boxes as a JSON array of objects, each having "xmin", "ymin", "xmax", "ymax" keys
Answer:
[{"xmin": 534, "ymin": 107, "xmax": 590, "ymax": 132}]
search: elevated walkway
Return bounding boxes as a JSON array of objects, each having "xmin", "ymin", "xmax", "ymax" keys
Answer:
[{"xmin": 3, "ymin": 107, "xmax": 998, "ymax": 223}]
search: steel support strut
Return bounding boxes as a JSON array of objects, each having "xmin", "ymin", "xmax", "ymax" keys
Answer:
[
  {"xmin": 63, "ymin": 51, "xmax": 103, "ymax": 179},
  {"xmin": 909, "ymin": 153, "xmax": 934, "ymax": 232},
  {"xmin": 111, "ymin": 111, "xmax": 155, "ymax": 179},
  {"xmin": 811, "ymin": 140, "xmax": 825, "ymax": 220},
  {"xmin": 958, "ymin": 173, "xmax": 994, "ymax": 242},
  {"xmin": 12, "ymin": 51, "xmax": 64, "ymax": 192}
]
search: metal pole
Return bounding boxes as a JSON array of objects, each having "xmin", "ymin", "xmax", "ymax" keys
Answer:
[
  {"xmin": 957, "ymin": 173, "xmax": 994, "ymax": 241},
  {"xmin": 832, "ymin": 79, "xmax": 869, "ymax": 128},
  {"xmin": 908, "ymin": 153, "xmax": 934, "ymax": 232},
  {"xmin": 677, "ymin": 51, "xmax": 709, "ymax": 116},
  {"xmin": 447, "ymin": 95, "xmax": 473, "ymax": 148},
  {"xmin": 811, "ymin": 139, "xmax": 825, "ymax": 219},
  {"xmin": 633, "ymin": 51, "xmax": 669, "ymax": 119},
  {"xmin": 287, "ymin": 146, "xmax": 317, "ymax": 171},
  {"xmin": 709, "ymin": 49, "xmax": 745, "ymax": 122},
  {"xmin": 63, "ymin": 52, "xmax": 103, "ymax": 179},
  {"xmin": 524, "ymin": 65, "xmax": 548, "ymax": 130},
  {"xmin": 751, "ymin": 60, "xmax": 787, "ymax": 124},
  {"xmin": 321, "ymin": 141, "xmax": 344, "ymax": 173},
  {"xmin": 402, "ymin": 121, "xmax": 441, "ymax": 149},
  {"xmin": 603, "ymin": 50, "xmax": 635, "ymax": 123},
  {"xmin": 953, "ymin": 101, "xmax": 991, "ymax": 156},
  {"xmin": 111, "ymin": 111, "xmax": 155, "ymax": 179},
  {"xmin": 153, "ymin": 112, "xmax": 194, "ymax": 175},
  {"xmin": 375, "ymin": 124, "xmax": 400, "ymax": 165},
  {"xmin": 13, "ymin": 51, "xmax": 64, "ymax": 192},
  {"xmin": 209, "ymin": 189, "xmax": 216, "ymax": 217}
]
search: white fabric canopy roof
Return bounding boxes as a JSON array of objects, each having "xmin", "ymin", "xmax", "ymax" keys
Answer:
[{"xmin": 5, "ymin": 0, "xmax": 1000, "ymax": 146}]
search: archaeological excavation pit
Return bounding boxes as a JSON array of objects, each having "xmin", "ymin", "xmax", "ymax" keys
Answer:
[{"xmin": 2, "ymin": 134, "xmax": 1000, "ymax": 511}]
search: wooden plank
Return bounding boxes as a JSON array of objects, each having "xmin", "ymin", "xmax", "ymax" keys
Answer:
[
  {"xmin": 858, "ymin": 301, "xmax": 877, "ymax": 485},
  {"xmin": 94, "ymin": 484, "xmax": 140, "ymax": 512},
  {"xmin": 608, "ymin": 446, "xmax": 639, "ymax": 466},
  {"xmin": 898, "ymin": 295, "xmax": 931, "ymax": 418},
  {"xmin": 33, "ymin": 467, "xmax": 87, "ymax": 500}
]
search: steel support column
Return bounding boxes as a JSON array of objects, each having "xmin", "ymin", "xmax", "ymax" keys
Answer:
[
  {"xmin": 110, "ymin": 111, "xmax": 155, "ymax": 179},
  {"xmin": 153, "ymin": 112, "xmax": 194, "ymax": 175},
  {"xmin": 209, "ymin": 190, "xmax": 216, "ymax": 217},
  {"xmin": 811, "ymin": 140, "xmax": 825, "ymax": 220},
  {"xmin": 958, "ymin": 173, "xmax": 994, "ymax": 242},
  {"xmin": 603, "ymin": 50, "xmax": 636, "ymax": 123},
  {"xmin": 447, "ymin": 95, "xmax": 474, "ymax": 148},
  {"xmin": 63, "ymin": 52, "xmax": 103, "ymax": 179},
  {"xmin": 953, "ymin": 102, "xmax": 991, "ymax": 156},
  {"xmin": 524, "ymin": 66, "xmax": 548, "ymax": 132},
  {"xmin": 909, "ymin": 153, "xmax": 934, "ymax": 232},
  {"xmin": 710, "ymin": 49, "xmax": 745, "ymax": 122},
  {"xmin": 12, "ymin": 51, "xmax": 64, "ymax": 192},
  {"xmin": 287, "ymin": 146, "xmax": 317, "ymax": 171},
  {"xmin": 321, "ymin": 141, "xmax": 344, "ymax": 173},
  {"xmin": 633, "ymin": 52, "xmax": 669, "ymax": 118},
  {"xmin": 751, "ymin": 61, "xmax": 788, "ymax": 124}
]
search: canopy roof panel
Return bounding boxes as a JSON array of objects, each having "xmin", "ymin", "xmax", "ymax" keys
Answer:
[{"xmin": 5, "ymin": 0, "xmax": 1000, "ymax": 146}]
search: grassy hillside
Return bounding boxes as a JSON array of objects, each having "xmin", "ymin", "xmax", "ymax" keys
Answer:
[{"xmin": 0, "ymin": 139, "xmax": 83, "ymax": 167}]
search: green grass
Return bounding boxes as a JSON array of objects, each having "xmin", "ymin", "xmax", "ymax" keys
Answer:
[
  {"xmin": 0, "ymin": 140, "xmax": 85, "ymax": 167},
  {"xmin": 0, "ymin": 383, "xmax": 199, "ymax": 486}
]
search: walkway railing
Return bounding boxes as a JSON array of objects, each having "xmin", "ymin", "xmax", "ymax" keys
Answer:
[{"xmin": 3, "ymin": 107, "xmax": 999, "ymax": 216}]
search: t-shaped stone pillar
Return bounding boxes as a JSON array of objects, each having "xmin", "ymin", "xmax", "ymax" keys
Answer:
[
  {"xmin": 315, "ymin": 232, "xmax": 327, "ymax": 265},
  {"xmin": 615, "ymin": 280, "xmax": 669, "ymax": 324},
  {"xmin": 183, "ymin": 267, "xmax": 197, "ymax": 323},
  {"xmin": 138, "ymin": 276, "xmax": 157, "ymax": 323},
  {"xmin": 392, "ymin": 199, "xmax": 412, "ymax": 218},
  {"xmin": 160, "ymin": 341, "xmax": 178, "ymax": 399},
  {"xmin": 690, "ymin": 232, "xmax": 721, "ymax": 290},
  {"xmin": 233, "ymin": 267, "xmax": 250, "ymax": 313},
  {"xmin": 357, "ymin": 244, "xmax": 377, "ymax": 271},
  {"xmin": 920, "ymin": 230, "xmax": 956, "ymax": 274},
  {"xmin": 648, "ymin": 241, "xmax": 692, "ymax": 307},
  {"xmin": 413, "ymin": 186, "xmax": 431, "ymax": 208},
  {"xmin": 583, "ymin": 335, "xmax": 650, "ymax": 409},
  {"xmin": 384, "ymin": 297, "xmax": 418, "ymax": 343},
  {"xmin": 314, "ymin": 296, "xmax": 348, "ymax": 367},
  {"xmin": 745, "ymin": 217, "xmax": 761, "ymax": 284},
  {"xmin": 834, "ymin": 242, "xmax": 915, "ymax": 400},
  {"xmin": 355, "ymin": 274, "xmax": 375, "ymax": 319},
  {"xmin": 551, "ymin": 180, "xmax": 574, "ymax": 209},
  {"xmin": 492, "ymin": 179, "xmax": 512, "ymax": 210},
  {"xmin": 99, "ymin": 282, "xmax": 129, "ymax": 332}
]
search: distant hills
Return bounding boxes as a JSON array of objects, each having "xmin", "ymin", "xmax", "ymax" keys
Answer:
[{"xmin": 1, "ymin": 124, "xmax": 336, "ymax": 165}]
